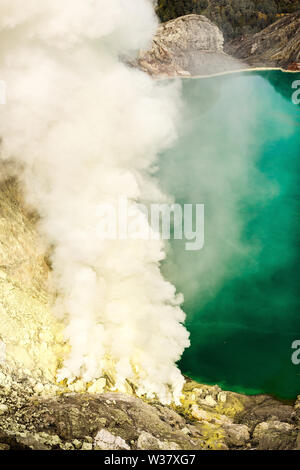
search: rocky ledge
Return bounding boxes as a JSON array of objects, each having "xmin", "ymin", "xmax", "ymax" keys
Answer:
[
  {"xmin": 137, "ymin": 14, "xmax": 242, "ymax": 77},
  {"xmin": 0, "ymin": 365, "xmax": 299, "ymax": 451}
]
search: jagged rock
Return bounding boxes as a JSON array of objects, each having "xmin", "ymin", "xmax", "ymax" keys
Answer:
[
  {"xmin": 0, "ymin": 175, "xmax": 66, "ymax": 380},
  {"xmin": 72, "ymin": 439, "xmax": 82, "ymax": 450},
  {"xmin": 0, "ymin": 431, "xmax": 50, "ymax": 450},
  {"xmin": 94, "ymin": 429, "xmax": 130, "ymax": 451},
  {"xmin": 88, "ymin": 378, "xmax": 106, "ymax": 395},
  {"xmin": 137, "ymin": 14, "xmax": 242, "ymax": 77},
  {"xmin": 200, "ymin": 395, "xmax": 217, "ymax": 407},
  {"xmin": 139, "ymin": 12, "xmax": 300, "ymax": 78},
  {"xmin": 296, "ymin": 433, "xmax": 300, "ymax": 450},
  {"xmin": 226, "ymin": 12, "xmax": 300, "ymax": 69},
  {"xmin": 0, "ymin": 443, "xmax": 10, "ymax": 450},
  {"xmin": 81, "ymin": 442, "xmax": 93, "ymax": 451},
  {"xmin": 0, "ymin": 161, "xmax": 299, "ymax": 451},
  {"xmin": 288, "ymin": 62, "xmax": 300, "ymax": 71},
  {"xmin": 223, "ymin": 423, "xmax": 250, "ymax": 447},
  {"xmin": 218, "ymin": 392, "xmax": 227, "ymax": 403}
]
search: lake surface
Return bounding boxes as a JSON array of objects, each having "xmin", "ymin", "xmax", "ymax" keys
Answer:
[{"xmin": 159, "ymin": 70, "xmax": 300, "ymax": 399}]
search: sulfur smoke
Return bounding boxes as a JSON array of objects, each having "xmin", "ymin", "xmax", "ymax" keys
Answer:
[
  {"xmin": 0, "ymin": 0, "xmax": 189, "ymax": 404},
  {"xmin": 159, "ymin": 72, "xmax": 296, "ymax": 329}
]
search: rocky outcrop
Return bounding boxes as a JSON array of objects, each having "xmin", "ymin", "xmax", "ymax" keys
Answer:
[
  {"xmin": 288, "ymin": 62, "xmax": 300, "ymax": 71},
  {"xmin": 226, "ymin": 12, "xmax": 300, "ymax": 69},
  {"xmin": 138, "ymin": 13, "xmax": 300, "ymax": 78},
  {"xmin": 0, "ymin": 365, "xmax": 299, "ymax": 451},
  {"xmin": 0, "ymin": 173, "xmax": 66, "ymax": 380},
  {"xmin": 137, "ymin": 14, "xmax": 242, "ymax": 77}
]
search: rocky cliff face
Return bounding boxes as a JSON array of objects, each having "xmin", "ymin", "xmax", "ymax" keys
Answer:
[
  {"xmin": 137, "ymin": 14, "xmax": 242, "ymax": 77},
  {"xmin": 139, "ymin": 12, "xmax": 300, "ymax": 77},
  {"xmin": 0, "ymin": 174, "xmax": 66, "ymax": 380},
  {"xmin": 0, "ymin": 173, "xmax": 299, "ymax": 451},
  {"xmin": 226, "ymin": 12, "xmax": 300, "ymax": 69},
  {"xmin": 0, "ymin": 365, "xmax": 299, "ymax": 451}
]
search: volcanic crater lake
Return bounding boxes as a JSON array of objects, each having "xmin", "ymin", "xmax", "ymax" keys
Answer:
[{"xmin": 159, "ymin": 70, "xmax": 300, "ymax": 399}]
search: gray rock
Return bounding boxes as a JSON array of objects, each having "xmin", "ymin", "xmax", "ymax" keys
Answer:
[
  {"xmin": 226, "ymin": 11, "xmax": 300, "ymax": 69},
  {"xmin": 0, "ymin": 443, "xmax": 10, "ymax": 450},
  {"xmin": 253, "ymin": 421, "xmax": 297, "ymax": 450}
]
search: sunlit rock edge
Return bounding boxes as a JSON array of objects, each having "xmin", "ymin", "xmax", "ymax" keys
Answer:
[{"xmin": 0, "ymin": 167, "xmax": 299, "ymax": 450}]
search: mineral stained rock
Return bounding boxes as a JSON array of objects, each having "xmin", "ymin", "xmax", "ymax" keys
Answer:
[
  {"xmin": 226, "ymin": 12, "xmax": 300, "ymax": 69},
  {"xmin": 137, "ymin": 14, "xmax": 242, "ymax": 77},
  {"xmin": 0, "ymin": 174, "xmax": 67, "ymax": 380},
  {"xmin": 0, "ymin": 365, "xmax": 299, "ymax": 451}
]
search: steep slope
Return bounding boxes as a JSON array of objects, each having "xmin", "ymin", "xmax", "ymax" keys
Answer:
[
  {"xmin": 0, "ymin": 365, "xmax": 299, "ymax": 450},
  {"xmin": 0, "ymin": 173, "xmax": 66, "ymax": 379},
  {"xmin": 156, "ymin": 0, "xmax": 300, "ymax": 40},
  {"xmin": 226, "ymin": 11, "xmax": 300, "ymax": 67}
]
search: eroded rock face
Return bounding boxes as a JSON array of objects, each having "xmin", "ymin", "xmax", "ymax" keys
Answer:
[
  {"xmin": 0, "ymin": 366, "xmax": 298, "ymax": 451},
  {"xmin": 226, "ymin": 12, "xmax": 300, "ymax": 69},
  {"xmin": 137, "ymin": 14, "xmax": 242, "ymax": 77},
  {"xmin": 95, "ymin": 429, "xmax": 130, "ymax": 451}
]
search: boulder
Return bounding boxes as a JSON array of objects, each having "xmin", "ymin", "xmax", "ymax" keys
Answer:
[
  {"xmin": 253, "ymin": 421, "xmax": 297, "ymax": 450},
  {"xmin": 137, "ymin": 14, "xmax": 242, "ymax": 77}
]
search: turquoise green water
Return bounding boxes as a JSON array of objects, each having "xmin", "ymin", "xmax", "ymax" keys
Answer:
[{"xmin": 159, "ymin": 71, "xmax": 300, "ymax": 399}]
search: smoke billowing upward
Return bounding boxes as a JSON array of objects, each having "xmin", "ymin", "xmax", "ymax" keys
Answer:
[{"xmin": 0, "ymin": 0, "xmax": 189, "ymax": 404}]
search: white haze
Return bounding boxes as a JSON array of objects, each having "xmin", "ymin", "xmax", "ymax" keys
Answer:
[{"xmin": 0, "ymin": 0, "xmax": 190, "ymax": 404}]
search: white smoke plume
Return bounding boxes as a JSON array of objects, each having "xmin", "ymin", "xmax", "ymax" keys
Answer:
[{"xmin": 0, "ymin": 0, "xmax": 190, "ymax": 404}]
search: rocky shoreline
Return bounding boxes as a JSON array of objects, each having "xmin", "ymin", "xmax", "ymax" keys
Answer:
[
  {"xmin": 0, "ymin": 364, "xmax": 299, "ymax": 451},
  {"xmin": 138, "ymin": 13, "xmax": 300, "ymax": 78}
]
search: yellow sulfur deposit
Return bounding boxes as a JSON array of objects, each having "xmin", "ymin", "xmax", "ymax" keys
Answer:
[{"xmin": 0, "ymin": 176, "xmax": 135, "ymax": 396}]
